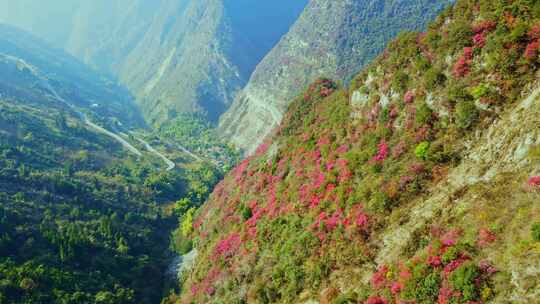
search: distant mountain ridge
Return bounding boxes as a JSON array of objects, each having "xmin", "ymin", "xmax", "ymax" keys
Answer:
[
  {"xmin": 0, "ymin": 23, "xmax": 144, "ymax": 128},
  {"xmin": 219, "ymin": 0, "xmax": 454, "ymax": 155},
  {"xmin": 0, "ymin": 0, "xmax": 308, "ymax": 125}
]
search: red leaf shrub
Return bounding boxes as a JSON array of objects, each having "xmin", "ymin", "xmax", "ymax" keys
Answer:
[
  {"xmin": 365, "ymin": 296, "xmax": 388, "ymax": 304},
  {"xmin": 463, "ymin": 47, "xmax": 474, "ymax": 60},
  {"xmin": 391, "ymin": 282, "xmax": 403, "ymax": 295},
  {"xmin": 234, "ymin": 159, "xmax": 250, "ymax": 182},
  {"xmin": 437, "ymin": 286, "xmax": 457, "ymax": 304},
  {"xmin": 472, "ymin": 20, "xmax": 496, "ymax": 34},
  {"xmin": 255, "ymin": 143, "xmax": 270, "ymax": 156},
  {"xmin": 246, "ymin": 208, "xmax": 264, "ymax": 227},
  {"xmin": 453, "ymin": 47, "xmax": 474, "ymax": 77},
  {"xmin": 214, "ymin": 233, "xmax": 242, "ymax": 260},
  {"xmin": 404, "ymin": 90, "xmax": 415, "ymax": 104},
  {"xmin": 473, "ymin": 33, "xmax": 486, "ymax": 48},
  {"xmin": 399, "ymin": 175, "xmax": 414, "ymax": 189},
  {"xmin": 443, "ymin": 257, "xmax": 469, "ymax": 276},
  {"xmin": 528, "ymin": 176, "xmax": 540, "ymax": 186},
  {"xmin": 325, "ymin": 209, "xmax": 343, "ymax": 231},
  {"xmin": 529, "ymin": 22, "xmax": 540, "ymax": 40},
  {"xmin": 441, "ymin": 229, "xmax": 461, "ymax": 247},
  {"xmin": 356, "ymin": 211, "xmax": 369, "ymax": 229},
  {"xmin": 524, "ymin": 41, "xmax": 539, "ymax": 60},
  {"xmin": 373, "ymin": 140, "xmax": 389, "ymax": 162},
  {"xmin": 336, "ymin": 144, "xmax": 348, "ymax": 154},
  {"xmin": 371, "ymin": 265, "xmax": 389, "ymax": 289},
  {"xmin": 427, "ymin": 255, "xmax": 442, "ymax": 267},
  {"xmin": 477, "ymin": 228, "xmax": 497, "ymax": 247},
  {"xmin": 478, "ymin": 260, "xmax": 498, "ymax": 275}
]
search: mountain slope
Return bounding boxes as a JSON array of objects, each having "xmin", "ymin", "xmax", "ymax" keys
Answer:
[
  {"xmin": 0, "ymin": 23, "xmax": 144, "ymax": 128},
  {"xmin": 0, "ymin": 0, "xmax": 308, "ymax": 125},
  {"xmin": 219, "ymin": 0, "xmax": 454, "ymax": 155},
  {"xmin": 64, "ymin": 0, "xmax": 161, "ymax": 75},
  {"xmin": 173, "ymin": 0, "xmax": 540, "ymax": 303},
  {"xmin": 114, "ymin": 0, "xmax": 308, "ymax": 124}
]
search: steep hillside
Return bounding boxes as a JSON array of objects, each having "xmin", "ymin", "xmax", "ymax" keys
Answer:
[
  {"xmin": 64, "ymin": 0, "xmax": 161, "ymax": 75},
  {"xmin": 0, "ymin": 0, "xmax": 308, "ymax": 125},
  {"xmin": 114, "ymin": 0, "xmax": 308, "ymax": 124},
  {"xmin": 173, "ymin": 0, "xmax": 540, "ymax": 303},
  {"xmin": 219, "ymin": 0, "xmax": 454, "ymax": 155}
]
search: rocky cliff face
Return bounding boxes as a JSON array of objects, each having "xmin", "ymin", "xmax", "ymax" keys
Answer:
[
  {"xmin": 219, "ymin": 0, "xmax": 454, "ymax": 155},
  {"xmin": 0, "ymin": 0, "xmax": 308, "ymax": 125}
]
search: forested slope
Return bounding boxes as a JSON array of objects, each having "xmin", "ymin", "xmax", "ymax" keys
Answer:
[{"xmin": 0, "ymin": 25, "xmax": 223, "ymax": 304}]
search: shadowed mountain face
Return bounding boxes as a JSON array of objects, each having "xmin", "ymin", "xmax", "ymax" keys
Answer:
[
  {"xmin": 0, "ymin": 0, "xmax": 308, "ymax": 125},
  {"xmin": 219, "ymin": 0, "xmax": 454, "ymax": 155}
]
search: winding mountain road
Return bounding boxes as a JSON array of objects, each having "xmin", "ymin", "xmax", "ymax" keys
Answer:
[
  {"xmin": 4, "ymin": 53, "xmax": 185, "ymax": 172},
  {"xmin": 135, "ymin": 137, "xmax": 175, "ymax": 171},
  {"xmin": 84, "ymin": 119, "xmax": 142, "ymax": 157},
  {"xmin": 42, "ymin": 78, "xmax": 144, "ymax": 157}
]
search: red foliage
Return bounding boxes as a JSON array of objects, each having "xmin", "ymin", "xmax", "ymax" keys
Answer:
[
  {"xmin": 336, "ymin": 144, "xmax": 348, "ymax": 154},
  {"xmin": 427, "ymin": 255, "xmax": 442, "ymax": 267},
  {"xmin": 524, "ymin": 41, "xmax": 539, "ymax": 60},
  {"xmin": 463, "ymin": 47, "xmax": 474, "ymax": 60},
  {"xmin": 477, "ymin": 228, "xmax": 497, "ymax": 247},
  {"xmin": 399, "ymin": 175, "xmax": 414, "ymax": 189},
  {"xmin": 473, "ymin": 33, "xmax": 486, "ymax": 48},
  {"xmin": 453, "ymin": 47, "xmax": 475, "ymax": 78},
  {"xmin": 371, "ymin": 265, "xmax": 389, "ymax": 289},
  {"xmin": 399, "ymin": 267, "xmax": 412, "ymax": 281},
  {"xmin": 478, "ymin": 260, "xmax": 498, "ymax": 275},
  {"xmin": 365, "ymin": 296, "xmax": 388, "ymax": 304},
  {"xmin": 234, "ymin": 159, "xmax": 250, "ymax": 182},
  {"xmin": 391, "ymin": 282, "xmax": 403, "ymax": 295},
  {"xmin": 325, "ymin": 209, "xmax": 344, "ymax": 231},
  {"xmin": 453, "ymin": 56, "xmax": 471, "ymax": 77},
  {"xmin": 472, "ymin": 20, "xmax": 496, "ymax": 34},
  {"xmin": 443, "ymin": 257, "xmax": 469, "ymax": 276},
  {"xmin": 317, "ymin": 136, "xmax": 331, "ymax": 147},
  {"xmin": 441, "ymin": 229, "xmax": 461, "ymax": 247},
  {"xmin": 404, "ymin": 90, "xmax": 415, "ymax": 104},
  {"xmin": 191, "ymin": 266, "xmax": 221, "ymax": 296},
  {"xmin": 255, "ymin": 143, "xmax": 270, "ymax": 156},
  {"xmin": 356, "ymin": 211, "xmax": 369, "ymax": 229},
  {"xmin": 373, "ymin": 140, "xmax": 389, "ymax": 162},
  {"xmin": 246, "ymin": 207, "xmax": 264, "ymax": 227},
  {"xmin": 247, "ymin": 227, "xmax": 257, "ymax": 239},
  {"xmin": 437, "ymin": 286, "xmax": 456, "ymax": 304},
  {"xmin": 529, "ymin": 23, "xmax": 540, "ymax": 40},
  {"xmin": 528, "ymin": 176, "xmax": 540, "ymax": 186},
  {"xmin": 214, "ymin": 233, "xmax": 242, "ymax": 260}
]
